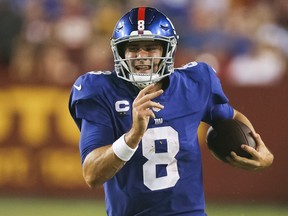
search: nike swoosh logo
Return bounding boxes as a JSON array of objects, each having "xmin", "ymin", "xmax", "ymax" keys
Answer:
[{"xmin": 73, "ymin": 84, "xmax": 82, "ymax": 91}]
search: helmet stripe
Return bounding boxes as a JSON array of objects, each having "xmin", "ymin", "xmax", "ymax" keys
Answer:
[{"xmin": 137, "ymin": 7, "xmax": 146, "ymax": 34}]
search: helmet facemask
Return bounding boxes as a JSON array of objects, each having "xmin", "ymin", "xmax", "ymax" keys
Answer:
[{"xmin": 111, "ymin": 35, "xmax": 177, "ymax": 89}]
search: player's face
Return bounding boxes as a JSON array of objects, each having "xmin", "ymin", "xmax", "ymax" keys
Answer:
[{"xmin": 124, "ymin": 41, "xmax": 163, "ymax": 74}]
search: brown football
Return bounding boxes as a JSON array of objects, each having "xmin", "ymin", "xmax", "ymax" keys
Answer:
[{"xmin": 206, "ymin": 119, "xmax": 256, "ymax": 162}]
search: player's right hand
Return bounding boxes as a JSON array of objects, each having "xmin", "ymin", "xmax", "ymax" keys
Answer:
[
  {"xmin": 131, "ymin": 84, "xmax": 164, "ymax": 138},
  {"xmin": 132, "ymin": 84, "xmax": 164, "ymax": 132}
]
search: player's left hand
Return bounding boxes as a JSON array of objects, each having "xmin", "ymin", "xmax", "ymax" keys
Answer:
[{"xmin": 226, "ymin": 131, "xmax": 274, "ymax": 171}]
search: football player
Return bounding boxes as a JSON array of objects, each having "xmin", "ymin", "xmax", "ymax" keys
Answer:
[{"xmin": 69, "ymin": 7, "xmax": 273, "ymax": 216}]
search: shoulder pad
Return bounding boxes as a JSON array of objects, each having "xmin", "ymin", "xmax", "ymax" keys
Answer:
[
  {"xmin": 176, "ymin": 61, "xmax": 216, "ymax": 83},
  {"xmin": 71, "ymin": 70, "xmax": 113, "ymax": 101}
]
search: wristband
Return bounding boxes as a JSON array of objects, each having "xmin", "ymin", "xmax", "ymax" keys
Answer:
[{"xmin": 112, "ymin": 134, "xmax": 138, "ymax": 161}]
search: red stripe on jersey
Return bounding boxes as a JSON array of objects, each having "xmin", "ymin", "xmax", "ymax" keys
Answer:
[{"xmin": 137, "ymin": 7, "xmax": 146, "ymax": 34}]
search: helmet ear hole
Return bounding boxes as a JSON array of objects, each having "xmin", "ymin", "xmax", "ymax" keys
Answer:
[
  {"xmin": 153, "ymin": 40, "xmax": 167, "ymax": 57},
  {"xmin": 117, "ymin": 42, "xmax": 127, "ymax": 59}
]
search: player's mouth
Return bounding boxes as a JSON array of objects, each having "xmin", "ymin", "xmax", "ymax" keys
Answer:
[{"xmin": 134, "ymin": 65, "xmax": 152, "ymax": 73}]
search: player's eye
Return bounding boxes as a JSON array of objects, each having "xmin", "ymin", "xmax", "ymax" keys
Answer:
[
  {"xmin": 145, "ymin": 45, "xmax": 161, "ymax": 52},
  {"xmin": 145, "ymin": 47, "xmax": 154, "ymax": 52},
  {"xmin": 126, "ymin": 45, "xmax": 160, "ymax": 53},
  {"xmin": 127, "ymin": 46, "xmax": 139, "ymax": 52}
]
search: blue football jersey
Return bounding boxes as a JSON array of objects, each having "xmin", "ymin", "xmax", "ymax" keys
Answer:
[{"xmin": 69, "ymin": 62, "xmax": 234, "ymax": 216}]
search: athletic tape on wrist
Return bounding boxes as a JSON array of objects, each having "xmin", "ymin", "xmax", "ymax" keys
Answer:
[{"xmin": 112, "ymin": 134, "xmax": 138, "ymax": 161}]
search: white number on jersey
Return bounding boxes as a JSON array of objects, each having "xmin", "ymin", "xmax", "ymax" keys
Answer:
[
  {"xmin": 142, "ymin": 126, "xmax": 180, "ymax": 191},
  {"xmin": 88, "ymin": 71, "xmax": 112, "ymax": 75},
  {"xmin": 177, "ymin": 61, "xmax": 198, "ymax": 70}
]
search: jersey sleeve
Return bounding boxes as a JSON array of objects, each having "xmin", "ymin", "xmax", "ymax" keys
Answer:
[
  {"xmin": 202, "ymin": 63, "xmax": 234, "ymax": 125},
  {"xmin": 79, "ymin": 119, "xmax": 114, "ymax": 164},
  {"xmin": 69, "ymin": 73, "xmax": 115, "ymax": 163}
]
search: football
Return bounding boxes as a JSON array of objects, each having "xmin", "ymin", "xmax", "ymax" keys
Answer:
[{"xmin": 206, "ymin": 119, "xmax": 256, "ymax": 163}]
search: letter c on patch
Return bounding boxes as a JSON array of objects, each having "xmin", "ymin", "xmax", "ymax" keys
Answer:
[{"xmin": 115, "ymin": 100, "xmax": 130, "ymax": 112}]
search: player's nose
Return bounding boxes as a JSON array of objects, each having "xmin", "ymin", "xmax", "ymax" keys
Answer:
[{"xmin": 136, "ymin": 48, "xmax": 149, "ymax": 58}]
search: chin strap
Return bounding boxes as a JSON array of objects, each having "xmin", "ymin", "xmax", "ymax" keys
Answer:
[{"xmin": 129, "ymin": 73, "xmax": 161, "ymax": 89}]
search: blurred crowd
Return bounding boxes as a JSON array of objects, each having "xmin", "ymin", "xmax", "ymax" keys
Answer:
[{"xmin": 0, "ymin": 0, "xmax": 287, "ymax": 87}]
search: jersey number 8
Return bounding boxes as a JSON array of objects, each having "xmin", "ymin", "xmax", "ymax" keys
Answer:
[{"xmin": 142, "ymin": 126, "xmax": 180, "ymax": 191}]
